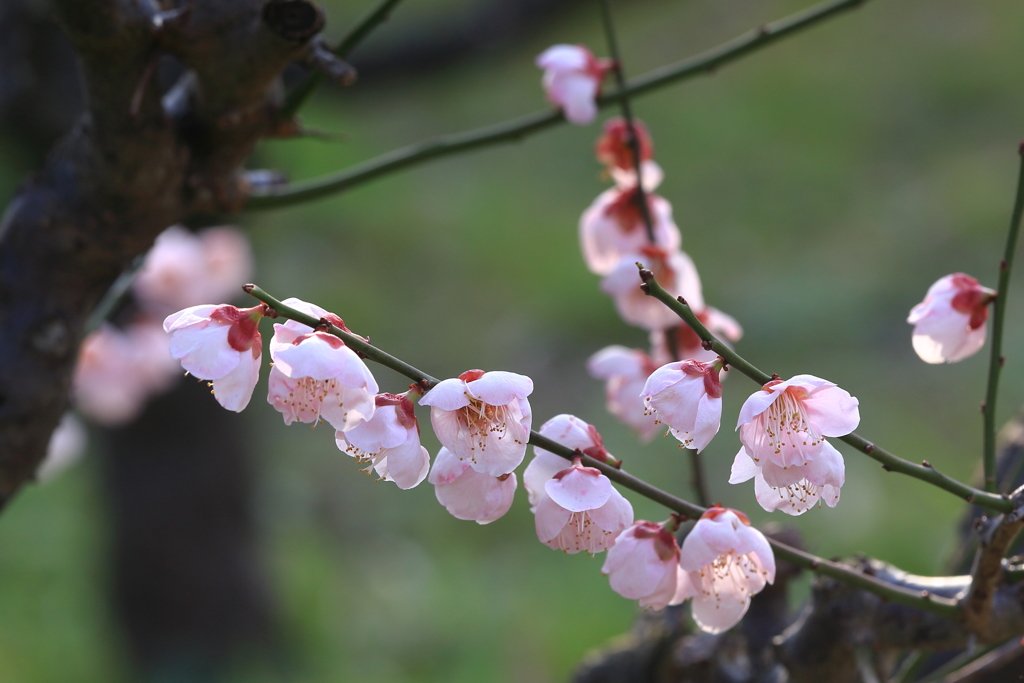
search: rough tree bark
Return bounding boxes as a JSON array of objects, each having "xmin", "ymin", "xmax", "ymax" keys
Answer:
[{"xmin": 0, "ymin": 0, "xmax": 331, "ymax": 509}]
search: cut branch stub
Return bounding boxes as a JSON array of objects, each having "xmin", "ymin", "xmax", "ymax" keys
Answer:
[{"xmin": 262, "ymin": 0, "xmax": 324, "ymax": 42}]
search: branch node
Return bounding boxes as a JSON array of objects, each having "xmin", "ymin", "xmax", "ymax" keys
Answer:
[
  {"xmin": 864, "ymin": 442, "xmax": 875, "ymax": 454},
  {"xmin": 922, "ymin": 460, "xmax": 932, "ymax": 468},
  {"xmin": 701, "ymin": 340, "xmax": 714, "ymax": 351}
]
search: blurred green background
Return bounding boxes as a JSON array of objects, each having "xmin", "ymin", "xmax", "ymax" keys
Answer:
[{"xmin": 3, "ymin": 0, "xmax": 1024, "ymax": 680}]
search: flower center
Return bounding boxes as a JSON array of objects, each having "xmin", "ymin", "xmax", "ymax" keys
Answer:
[
  {"xmin": 759, "ymin": 388, "xmax": 822, "ymax": 460},
  {"xmin": 459, "ymin": 399, "xmax": 511, "ymax": 451}
]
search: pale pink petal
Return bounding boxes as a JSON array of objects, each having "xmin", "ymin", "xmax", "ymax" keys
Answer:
[
  {"xmin": 753, "ymin": 472, "xmax": 821, "ymax": 516},
  {"xmin": 732, "ymin": 528, "xmax": 776, "ymax": 583},
  {"xmin": 431, "ymin": 447, "xmax": 517, "ymax": 524},
  {"xmin": 428, "ymin": 447, "xmax": 465, "ymax": 485},
  {"xmin": 801, "ymin": 385, "xmax": 860, "ymax": 437},
  {"xmin": 168, "ymin": 323, "xmax": 239, "ymax": 380},
  {"xmin": 536, "ymin": 44, "xmax": 590, "ymax": 71},
  {"xmin": 550, "ymin": 73, "xmax": 599, "ymax": 124},
  {"xmin": 736, "ymin": 388, "xmax": 780, "ymax": 429},
  {"xmin": 802, "ymin": 441, "xmax": 845, "ymax": 489},
  {"xmin": 545, "ymin": 466, "xmax": 612, "ymax": 512},
  {"xmin": 466, "ymin": 371, "xmax": 533, "ymax": 405},
  {"xmin": 534, "ymin": 494, "xmax": 573, "ymax": 543},
  {"xmin": 536, "ymin": 414, "xmax": 595, "ymax": 453},
  {"xmin": 163, "ymin": 304, "xmax": 218, "ymax": 332},
  {"xmin": 419, "ymin": 378, "xmax": 472, "ymax": 411},
  {"xmin": 688, "ymin": 393, "xmax": 722, "ymax": 453},
  {"xmin": 523, "ymin": 451, "xmax": 570, "ymax": 509},
  {"xmin": 211, "ymin": 349, "xmax": 260, "ymax": 411},
  {"xmin": 279, "ymin": 297, "xmax": 331, "ymax": 321},
  {"xmin": 729, "ymin": 448, "xmax": 759, "ymax": 484},
  {"xmin": 820, "ymin": 484, "xmax": 841, "ymax": 508},
  {"xmin": 318, "ymin": 383, "xmax": 376, "ymax": 432},
  {"xmin": 690, "ymin": 566, "xmax": 751, "ymax": 634},
  {"xmin": 587, "ymin": 346, "xmax": 646, "ymax": 378},
  {"xmin": 588, "ymin": 488, "xmax": 634, "ymax": 533},
  {"xmin": 378, "ymin": 440, "xmax": 430, "ymax": 490},
  {"xmin": 272, "ymin": 334, "xmax": 349, "ymax": 380},
  {"xmin": 344, "ymin": 404, "xmax": 410, "ymax": 452}
]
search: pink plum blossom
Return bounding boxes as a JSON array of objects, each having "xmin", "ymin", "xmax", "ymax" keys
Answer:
[
  {"xmin": 602, "ymin": 520, "xmax": 694, "ymax": 611},
  {"xmin": 536, "ymin": 44, "xmax": 612, "ymax": 125},
  {"xmin": 524, "ymin": 414, "xmax": 618, "ymax": 509},
  {"xmin": 268, "ymin": 298, "xmax": 377, "ymax": 431},
  {"xmin": 429, "ymin": 447, "xmax": 517, "ymax": 524},
  {"xmin": 163, "ymin": 304, "xmax": 264, "ymax": 412},
  {"xmin": 579, "ymin": 188, "xmax": 680, "ymax": 275},
  {"xmin": 729, "ymin": 375, "xmax": 859, "ymax": 515},
  {"xmin": 419, "ymin": 369, "xmax": 533, "ymax": 477},
  {"xmin": 595, "ymin": 117, "xmax": 664, "ymax": 190},
  {"xmin": 907, "ymin": 273, "xmax": 996, "ymax": 364},
  {"xmin": 587, "ymin": 346, "xmax": 660, "ymax": 441},
  {"xmin": 679, "ymin": 506, "xmax": 775, "ymax": 634},
  {"xmin": 534, "ymin": 456, "xmax": 633, "ymax": 554},
  {"xmin": 335, "ymin": 392, "xmax": 429, "ymax": 490},
  {"xmin": 641, "ymin": 359, "xmax": 723, "ymax": 452},
  {"xmin": 134, "ymin": 225, "xmax": 252, "ymax": 313},
  {"xmin": 601, "ymin": 247, "xmax": 704, "ymax": 331}
]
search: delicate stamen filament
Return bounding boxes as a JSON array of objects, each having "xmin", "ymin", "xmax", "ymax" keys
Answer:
[{"xmin": 758, "ymin": 389, "xmax": 822, "ymax": 459}]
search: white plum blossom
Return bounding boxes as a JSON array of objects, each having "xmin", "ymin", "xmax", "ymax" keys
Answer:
[
  {"xmin": 534, "ymin": 457, "xmax": 633, "ymax": 554},
  {"xmin": 679, "ymin": 506, "xmax": 775, "ymax": 634},
  {"xmin": 335, "ymin": 392, "xmax": 429, "ymax": 489},
  {"xmin": 524, "ymin": 414, "xmax": 618, "ymax": 510},
  {"xmin": 419, "ymin": 369, "xmax": 533, "ymax": 477},
  {"xmin": 268, "ymin": 298, "xmax": 377, "ymax": 431},
  {"xmin": 601, "ymin": 247, "xmax": 704, "ymax": 331},
  {"xmin": 429, "ymin": 447, "xmax": 517, "ymax": 524},
  {"xmin": 907, "ymin": 273, "xmax": 996, "ymax": 364},
  {"xmin": 602, "ymin": 520, "xmax": 694, "ymax": 611},
  {"xmin": 536, "ymin": 44, "xmax": 612, "ymax": 125},
  {"xmin": 163, "ymin": 303, "xmax": 265, "ymax": 412},
  {"xmin": 587, "ymin": 346, "xmax": 660, "ymax": 441},
  {"xmin": 729, "ymin": 375, "xmax": 859, "ymax": 516},
  {"xmin": 641, "ymin": 359, "xmax": 723, "ymax": 452},
  {"xmin": 595, "ymin": 117, "xmax": 663, "ymax": 191},
  {"xmin": 579, "ymin": 188, "xmax": 680, "ymax": 276}
]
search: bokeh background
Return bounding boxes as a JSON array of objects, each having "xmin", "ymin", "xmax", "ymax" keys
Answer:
[{"xmin": 2, "ymin": 0, "xmax": 1024, "ymax": 680}]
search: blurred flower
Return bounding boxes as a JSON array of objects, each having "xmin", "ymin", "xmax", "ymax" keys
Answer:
[
  {"xmin": 268, "ymin": 298, "xmax": 377, "ymax": 431},
  {"xmin": 907, "ymin": 273, "xmax": 995, "ymax": 364},
  {"xmin": 134, "ymin": 225, "xmax": 252, "ymax": 313},
  {"xmin": 164, "ymin": 303, "xmax": 264, "ymax": 412},
  {"xmin": 536, "ymin": 44, "xmax": 612, "ymax": 125},
  {"xmin": 595, "ymin": 117, "xmax": 663, "ymax": 190},
  {"xmin": 601, "ymin": 246, "xmax": 704, "ymax": 331},
  {"xmin": 641, "ymin": 358, "xmax": 722, "ymax": 452},
  {"xmin": 74, "ymin": 322, "xmax": 181, "ymax": 424},
  {"xmin": 730, "ymin": 375, "xmax": 858, "ymax": 515},
  {"xmin": 602, "ymin": 520, "xmax": 692, "ymax": 611},
  {"xmin": 587, "ymin": 346, "xmax": 660, "ymax": 441},
  {"xmin": 335, "ymin": 392, "xmax": 429, "ymax": 489},
  {"xmin": 429, "ymin": 447, "xmax": 517, "ymax": 524},
  {"xmin": 419, "ymin": 369, "xmax": 533, "ymax": 477},
  {"xmin": 37, "ymin": 413, "xmax": 87, "ymax": 482},
  {"xmin": 650, "ymin": 307, "xmax": 743, "ymax": 366},
  {"xmin": 679, "ymin": 506, "xmax": 775, "ymax": 634},
  {"xmin": 579, "ymin": 188, "xmax": 680, "ymax": 275},
  {"xmin": 534, "ymin": 457, "xmax": 633, "ymax": 554}
]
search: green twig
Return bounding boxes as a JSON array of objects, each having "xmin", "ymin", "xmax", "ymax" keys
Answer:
[
  {"xmin": 243, "ymin": 283, "xmax": 960, "ymax": 620},
  {"xmin": 983, "ymin": 150, "xmax": 1024, "ymax": 493},
  {"xmin": 640, "ymin": 271, "xmax": 1014, "ymax": 514},
  {"xmin": 247, "ymin": 0, "xmax": 870, "ymax": 210},
  {"xmin": 278, "ymin": 0, "xmax": 405, "ymax": 121}
]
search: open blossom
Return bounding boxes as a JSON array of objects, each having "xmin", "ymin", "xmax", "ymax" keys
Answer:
[
  {"xmin": 729, "ymin": 375, "xmax": 858, "ymax": 515},
  {"xmin": 595, "ymin": 117, "xmax": 664, "ymax": 191},
  {"xmin": 164, "ymin": 304, "xmax": 264, "ymax": 412},
  {"xmin": 602, "ymin": 520, "xmax": 693, "ymax": 611},
  {"xmin": 908, "ymin": 273, "xmax": 996, "ymax": 364},
  {"xmin": 534, "ymin": 457, "xmax": 633, "ymax": 554},
  {"xmin": 419, "ymin": 370, "xmax": 533, "ymax": 477},
  {"xmin": 679, "ymin": 506, "xmax": 775, "ymax": 634},
  {"xmin": 650, "ymin": 307, "xmax": 743, "ymax": 366},
  {"xmin": 74, "ymin": 322, "xmax": 181, "ymax": 425},
  {"xmin": 579, "ymin": 188, "xmax": 680, "ymax": 276},
  {"xmin": 134, "ymin": 225, "xmax": 252, "ymax": 313},
  {"xmin": 268, "ymin": 298, "xmax": 377, "ymax": 431},
  {"xmin": 601, "ymin": 246, "xmax": 704, "ymax": 331},
  {"xmin": 536, "ymin": 44, "xmax": 612, "ymax": 125},
  {"xmin": 429, "ymin": 447, "xmax": 517, "ymax": 524},
  {"xmin": 641, "ymin": 359, "xmax": 722, "ymax": 452},
  {"xmin": 524, "ymin": 414, "xmax": 616, "ymax": 509},
  {"xmin": 335, "ymin": 393, "xmax": 429, "ymax": 489},
  {"xmin": 587, "ymin": 346, "xmax": 660, "ymax": 441}
]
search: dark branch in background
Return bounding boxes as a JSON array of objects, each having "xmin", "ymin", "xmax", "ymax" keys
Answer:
[
  {"xmin": 0, "ymin": 0, "xmax": 330, "ymax": 509},
  {"xmin": 245, "ymin": 0, "xmax": 872, "ymax": 210},
  {"xmin": 983, "ymin": 149, "xmax": 1024, "ymax": 492}
]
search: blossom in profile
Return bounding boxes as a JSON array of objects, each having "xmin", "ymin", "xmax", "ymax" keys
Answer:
[
  {"xmin": 534, "ymin": 457, "xmax": 633, "ymax": 554},
  {"xmin": 163, "ymin": 304, "xmax": 264, "ymax": 412},
  {"xmin": 536, "ymin": 44, "xmax": 613, "ymax": 125},
  {"xmin": 579, "ymin": 188, "xmax": 680, "ymax": 276},
  {"xmin": 679, "ymin": 506, "xmax": 775, "ymax": 634},
  {"xmin": 601, "ymin": 247, "xmax": 704, "ymax": 331},
  {"xmin": 419, "ymin": 370, "xmax": 533, "ymax": 477},
  {"xmin": 335, "ymin": 392, "xmax": 429, "ymax": 490},
  {"xmin": 641, "ymin": 359, "xmax": 723, "ymax": 452},
  {"xmin": 524, "ymin": 414, "xmax": 618, "ymax": 509},
  {"xmin": 595, "ymin": 117, "xmax": 663, "ymax": 190},
  {"xmin": 602, "ymin": 520, "xmax": 693, "ymax": 610},
  {"xmin": 268, "ymin": 298, "xmax": 377, "ymax": 431},
  {"xmin": 908, "ymin": 273, "xmax": 995, "ymax": 364},
  {"xmin": 587, "ymin": 346, "xmax": 660, "ymax": 441},
  {"xmin": 729, "ymin": 375, "xmax": 858, "ymax": 515},
  {"xmin": 429, "ymin": 447, "xmax": 517, "ymax": 524}
]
